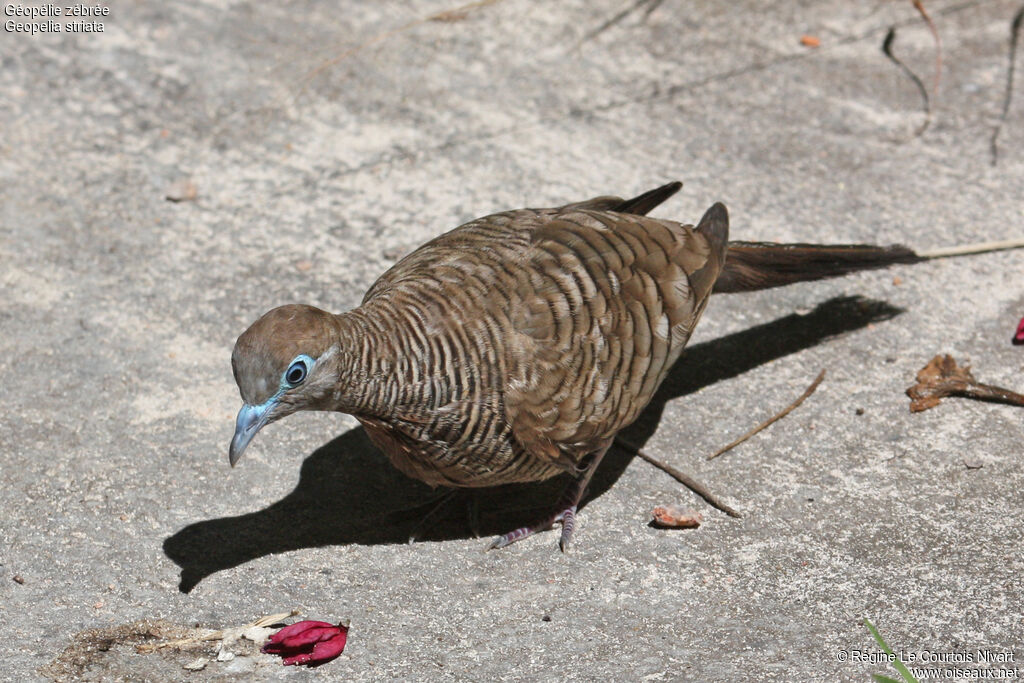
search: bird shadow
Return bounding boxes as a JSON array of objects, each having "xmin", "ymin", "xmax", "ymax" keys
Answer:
[{"xmin": 164, "ymin": 295, "xmax": 902, "ymax": 592}]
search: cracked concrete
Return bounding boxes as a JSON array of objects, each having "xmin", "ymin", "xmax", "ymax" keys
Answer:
[{"xmin": 2, "ymin": 0, "xmax": 1023, "ymax": 680}]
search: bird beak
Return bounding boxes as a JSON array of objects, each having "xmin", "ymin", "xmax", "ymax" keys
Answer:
[{"xmin": 229, "ymin": 400, "xmax": 274, "ymax": 467}]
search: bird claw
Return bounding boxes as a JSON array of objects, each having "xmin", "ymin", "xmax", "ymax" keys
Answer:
[
  {"xmin": 484, "ymin": 505, "xmax": 578, "ymax": 552},
  {"xmin": 485, "ymin": 525, "xmax": 536, "ymax": 551},
  {"xmin": 484, "ymin": 536, "xmax": 507, "ymax": 552}
]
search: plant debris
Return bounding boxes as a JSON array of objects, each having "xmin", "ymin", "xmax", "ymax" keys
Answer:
[
  {"xmin": 650, "ymin": 505, "xmax": 703, "ymax": 529},
  {"xmin": 876, "ymin": 0, "xmax": 943, "ymax": 140},
  {"xmin": 262, "ymin": 620, "xmax": 349, "ymax": 667},
  {"xmin": 882, "ymin": 27, "xmax": 931, "ymax": 138},
  {"xmin": 578, "ymin": 0, "xmax": 665, "ymax": 46},
  {"xmin": 912, "ymin": 0, "xmax": 942, "ymax": 97},
  {"xmin": 906, "ymin": 354, "xmax": 1024, "ymax": 412},
  {"xmin": 991, "ymin": 4, "xmax": 1024, "ymax": 165},
  {"xmin": 708, "ymin": 369, "xmax": 826, "ymax": 460},
  {"xmin": 135, "ymin": 610, "xmax": 298, "ymax": 654},
  {"xmin": 43, "ymin": 613, "xmax": 299, "ymax": 680},
  {"xmin": 42, "ymin": 620, "xmax": 197, "ymax": 680},
  {"xmin": 800, "ymin": 35, "xmax": 821, "ymax": 48},
  {"xmin": 617, "ymin": 436, "xmax": 742, "ymax": 518}
]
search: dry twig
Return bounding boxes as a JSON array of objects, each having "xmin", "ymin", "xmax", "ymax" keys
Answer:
[
  {"xmin": 577, "ymin": 0, "xmax": 665, "ymax": 47},
  {"xmin": 616, "ymin": 437, "xmax": 742, "ymax": 518},
  {"xmin": 879, "ymin": 2, "xmax": 942, "ymax": 139},
  {"xmin": 883, "ymin": 27, "xmax": 932, "ymax": 138},
  {"xmin": 991, "ymin": 4, "xmax": 1024, "ymax": 165},
  {"xmin": 707, "ymin": 370, "xmax": 826, "ymax": 460},
  {"xmin": 911, "ymin": 0, "xmax": 942, "ymax": 97}
]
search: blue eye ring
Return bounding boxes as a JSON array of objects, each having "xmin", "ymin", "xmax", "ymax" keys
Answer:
[{"xmin": 283, "ymin": 355, "xmax": 314, "ymax": 387}]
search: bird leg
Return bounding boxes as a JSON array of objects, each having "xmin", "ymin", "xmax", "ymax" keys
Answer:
[
  {"xmin": 487, "ymin": 442, "xmax": 611, "ymax": 552},
  {"xmin": 400, "ymin": 488, "xmax": 487, "ymax": 542},
  {"xmin": 385, "ymin": 487, "xmax": 461, "ymax": 542}
]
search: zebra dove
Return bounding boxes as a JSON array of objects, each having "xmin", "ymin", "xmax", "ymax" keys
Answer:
[{"xmin": 226, "ymin": 181, "xmax": 988, "ymax": 550}]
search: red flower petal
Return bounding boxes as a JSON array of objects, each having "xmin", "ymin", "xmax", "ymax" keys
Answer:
[
  {"xmin": 279, "ymin": 626, "xmax": 341, "ymax": 649},
  {"xmin": 1014, "ymin": 317, "xmax": 1024, "ymax": 346},
  {"xmin": 263, "ymin": 620, "xmax": 335, "ymax": 649},
  {"xmin": 309, "ymin": 631, "xmax": 348, "ymax": 661},
  {"xmin": 280, "ymin": 632, "xmax": 348, "ymax": 666},
  {"xmin": 281, "ymin": 652, "xmax": 314, "ymax": 666},
  {"xmin": 264, "ymin": 621, "xmax": 349, "ymax": 666}
]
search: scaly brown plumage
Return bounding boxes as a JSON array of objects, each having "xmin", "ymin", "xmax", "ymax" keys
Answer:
[
  {"xmin": 229, "ymin": 181, "xmax": 1012, "ymax": 549},
  {"xmin": 230, "ymin": 182, "xmax": 728, "ymax": 549}
]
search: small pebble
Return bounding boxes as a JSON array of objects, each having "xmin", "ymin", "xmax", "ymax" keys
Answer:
[
  {"xmin": 183, "ymin": 657, "xmax": 209, "ymax": 671},
  {"xmin": 165, "ymin": 179, "xmax": 198, "ymax": 202}
]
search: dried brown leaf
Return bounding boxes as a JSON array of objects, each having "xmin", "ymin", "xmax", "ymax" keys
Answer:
[{"xmin": 907, "ymin": 354, "xmax": 1024, "ymax": 412}]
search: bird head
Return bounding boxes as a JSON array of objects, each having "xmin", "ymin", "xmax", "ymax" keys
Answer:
[{"xmin": 228, "ymin": 304, "xmax": 340, "ymax": 466}]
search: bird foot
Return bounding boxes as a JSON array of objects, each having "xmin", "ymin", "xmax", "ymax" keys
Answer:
[
  {"xmin": 485, "ymin": 440, "xmax": 609, "ymax": 552},
  {"xmin": 485, "ymin": 505, "xmax": 578, "ymax": 552}
]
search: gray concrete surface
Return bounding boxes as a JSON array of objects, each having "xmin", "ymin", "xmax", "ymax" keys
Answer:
[{"xmin": 2, "ymin": 0, "xmax": 1023, "ymax": 680}]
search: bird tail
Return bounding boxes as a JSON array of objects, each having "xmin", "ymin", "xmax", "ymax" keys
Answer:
[
  {"xmin": 612, "ymin": 181, "xmax": 683, "ymax": 216},
  {"xmin": 712, "ymin": 242, "xmax": 923, "ymax": 293},
  {"xmin": 606, "ymin": 182, "xmax": 1024, "ymax": 293}
]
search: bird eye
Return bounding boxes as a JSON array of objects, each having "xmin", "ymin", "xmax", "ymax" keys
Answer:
[{"xmin": 285, "ymin": 359, "xmax": 308, "ymax": 386}]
